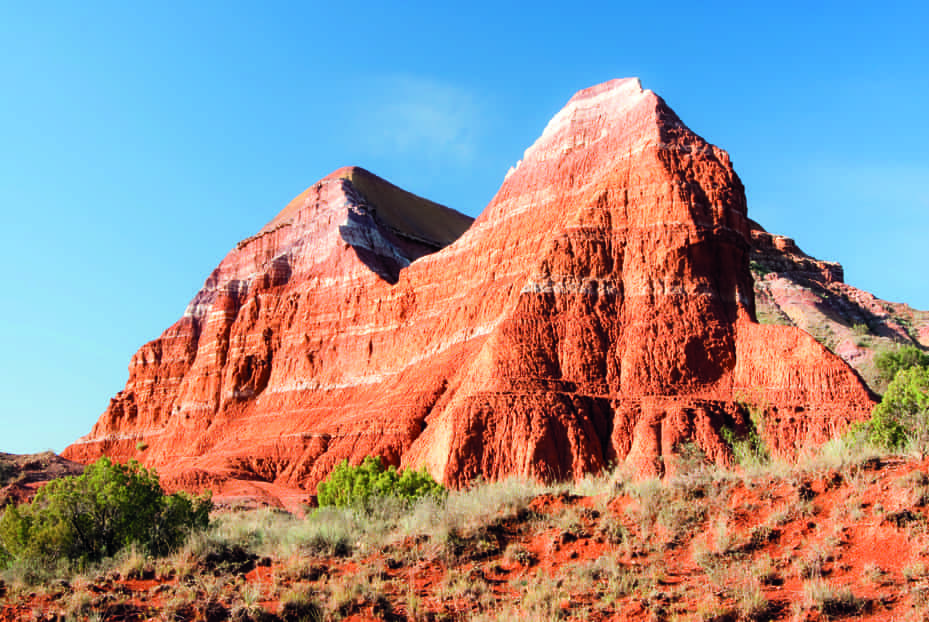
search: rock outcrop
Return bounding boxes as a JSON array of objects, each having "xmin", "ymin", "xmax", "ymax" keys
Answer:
[
  {"xmin": 750, "ymin": 223, "xmax": 929, "ymax": 393},
  {"xmin": 65, "ymin": 78, "xmax": 875, "ymax": 505}
]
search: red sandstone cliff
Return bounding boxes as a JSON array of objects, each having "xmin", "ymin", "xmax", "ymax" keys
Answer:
[{"xmin": 64, "ymin": 78, "xmax": 875, "ymax": 504}]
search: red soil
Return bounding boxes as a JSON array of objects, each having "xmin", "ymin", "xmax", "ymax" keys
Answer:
[{"xmin": 6, "ymin": 457, "xmax": 929, "ymax": 620}]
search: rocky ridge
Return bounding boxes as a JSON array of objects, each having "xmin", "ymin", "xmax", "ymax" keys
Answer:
[
  {"xmin": 64, "ymin": 78, "xmax": 875, "ymax": 507},
  {"xmin": 0, "ymin": 452, "xmax": 84, "ymax": 507},
  {"xmin": 750, "ymin": 223, "xmax": 929, "ymax": 393}
]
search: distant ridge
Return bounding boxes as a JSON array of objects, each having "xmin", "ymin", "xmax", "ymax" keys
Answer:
[{"xmin": 0, "ymin": 451, "xmax": 84, "ymax": 507}]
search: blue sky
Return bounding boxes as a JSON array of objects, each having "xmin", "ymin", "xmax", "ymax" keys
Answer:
[{"xmin": 1, "ymin": 2, "xmax": 927, "ymax": 454}]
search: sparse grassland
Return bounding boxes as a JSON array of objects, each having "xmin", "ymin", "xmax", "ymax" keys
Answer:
[{"xmin": 4, "ymin": 439, "xmax": 929, "ymax": 620}]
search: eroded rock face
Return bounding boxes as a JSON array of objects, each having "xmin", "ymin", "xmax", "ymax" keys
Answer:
[
  {"xmin": 65, "ymin": 78, "xmax": 875, "ymax": 503},
  {"xmin": 750, "ymin": 223, "xmax": 929, "ymax": 393}
]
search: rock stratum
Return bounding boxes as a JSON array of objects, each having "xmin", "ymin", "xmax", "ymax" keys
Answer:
[{"xmin": 65, "ymin": 78, "xmax": 878, "ymax": 506}]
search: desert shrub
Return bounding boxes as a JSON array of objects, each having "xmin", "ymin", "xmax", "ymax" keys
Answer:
[
  {"xmin": 298, "ymin": 514, "xmax": 353, "ymax": 557},
  {"xmin": 851, "ymin": 366, "xmax": 929, "ymax": 452},
  {"xmin": 847, "ymin": 412, "xmax": 908, "ymax": 453},
  {"xmin": 749, "ymin": 260, "xmax": 772, "ymax": 277},
  {"xmin": 513, "ymin": 572, "xmax": 568, "ymax": 620},
  {"xmin": 316, "ymin": 456, "xmax": 445, "ymax": 510},
  {"xmin": 391, "ymin": 475, "xmax": 545, "ymax": 560},
  {"xmin": 669, "ymin": 442, "xmax": 711, "ymax": 475},
  {"xmin": 503, "ymin": 542, "xmax": 536, "ymax": 566},
  {"xmin": 904, "ymin": 561, "xmax": 929, "ymax": 581},
  {"xmin": 201, "ymin": 506, "xmax": 305, "ymax": 558},
  {"xmin": 752, "ymin": 553, "xmax": 780, "ymax": 586},
  {"xmin": 0, "ymin": 457, "xmax": 211, "ymax": 569},
  {"xmin": 570, "ymin": 464, "xmax": 619, "ymax": 497},
  {"xmin": 875, "ymin": 345, "xmax": 929, "ymax": 385}
]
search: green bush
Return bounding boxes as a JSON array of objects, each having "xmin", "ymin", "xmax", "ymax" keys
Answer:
[
  {"xmin": 316, "ymin": 456, "xmax": 445, "ymax": 510},
  {"xmin": 875, "ymin": 345, "xmax": 929, "ymax": 385},
  {"xmin": 850, "ymin": 365, "xmax": 929, "ymax": 452},
  {"xmin": 0, "ymin": 457, "xmax": 211, "ymax": 569},
  {"xmin": 873, "ymin": 366, "xmax": 929, "ymax": 450},
  {"xmin": 850, "ymin": 411, "xmax": 908, "ymax": 451}
]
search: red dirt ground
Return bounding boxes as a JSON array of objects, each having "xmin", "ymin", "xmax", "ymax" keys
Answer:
[{"xmin": 5, "ymin": 457, "xmax": 929, "ymax": 620}]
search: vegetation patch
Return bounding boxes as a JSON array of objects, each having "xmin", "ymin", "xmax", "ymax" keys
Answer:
[
  {"xmin": 850, "ymin": 360, "xmax": 929, "ymax": 453},
  {"xmin": 0, "ymin": 457, "xmax": 211, "ymax": 573},
  {"xmin": 749, "ymin": 260, "xmax": 773, "ymax": 277},
  {"xmin": 316, "ymin": 456, "xmax": 446, "ymax": 510},
  {"xmin": 5, "ymin": 447, "xmax": 929, "ymax": 620},
  {"xmin": 722, "ymin": 401, "xmax": 770, "ymax": 469},
  {"xmin": 875, "ymin": 345, "xmax": 929, "ymax": 385},
  {"xmin": 802, "ymin": 578, "xmax": 866, "ymax": 616}
]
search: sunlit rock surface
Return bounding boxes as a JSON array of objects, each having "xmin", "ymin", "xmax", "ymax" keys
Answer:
[{"xmin": 65, "ymin": 79, "xmax": 875, "ymax": 506}]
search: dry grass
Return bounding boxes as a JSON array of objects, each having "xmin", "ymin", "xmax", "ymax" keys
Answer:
[
  {"xmin": 802, "ymin": 578, "xmax": 865, "ymax": 616},
  {"xmin": 732, "ymin": 576, "xmax": 771, "ymax": 620},
  {"xmin": 6, "ymin": 442, "xmax": 929, "ymax": 620}
]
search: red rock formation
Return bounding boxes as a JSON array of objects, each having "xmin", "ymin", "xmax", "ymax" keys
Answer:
[
  {"xmin": 749, "ymin": 222, "xmax": 929, "ymax": 393},
  {"xmin": 65, "ymin": 78, "xmax": 875, "ymax": 504}
]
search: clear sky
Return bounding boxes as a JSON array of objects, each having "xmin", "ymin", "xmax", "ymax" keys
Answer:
[{"xmin": 1, "ymin": 2, "xmax": 927, "ymax": 454}]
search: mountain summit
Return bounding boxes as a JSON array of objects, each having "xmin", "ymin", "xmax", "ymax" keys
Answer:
[{"xmin": 64, "ymin": 79, "xmax": 875, "ymax": 506}]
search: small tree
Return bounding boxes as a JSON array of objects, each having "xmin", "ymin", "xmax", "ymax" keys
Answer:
[
  {"xmin": 316, "ymin": 456, "xmax": 445, "ymax": 510},
  {"xmin": 0, "ymin": 457, "xmax": 210, "ymax": 568},
  {"xmin": 869, "ymin": 366, "xmax": 929, "ymax": 452}
]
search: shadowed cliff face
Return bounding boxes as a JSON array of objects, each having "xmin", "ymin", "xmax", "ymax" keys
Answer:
[{"xmin": 64, "ymin": 78, "xmax": 875, "ymax": 505}]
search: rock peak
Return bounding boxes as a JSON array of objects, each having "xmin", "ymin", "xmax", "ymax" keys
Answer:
[
  {"xmin": 65, "ymin": 80, "xmax": 874, "ymax": 507},
  {"xmin": 567, "ymin": 77, "xmax": 646, "ymax": 103},
  {"xmin": 533, "ymin": 77, "xmax": 653, "ymax": 148}
]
